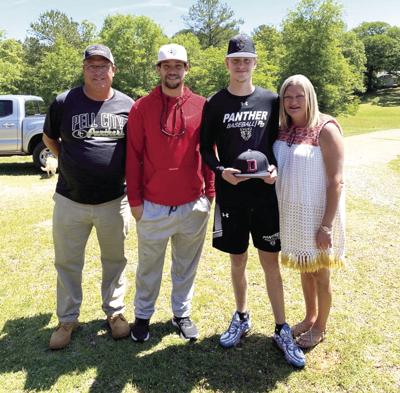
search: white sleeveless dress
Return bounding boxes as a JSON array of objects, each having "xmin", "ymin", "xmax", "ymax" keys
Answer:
[{"xmin": 273, "ymin": 114, "xmax": 345, "ymax": 272}]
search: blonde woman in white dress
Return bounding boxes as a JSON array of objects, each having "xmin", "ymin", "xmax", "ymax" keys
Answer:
[{"xmin": 273, "ymin": 74, "xmax": 345, "ymax": 348}]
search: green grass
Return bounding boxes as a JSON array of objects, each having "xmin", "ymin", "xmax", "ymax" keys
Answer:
[
  {"xmin": 388, "ymin": 156, "xmax": 400, "ymax": 173},
  {"xmin": 338, "ymin": 87, "xmax": 400, "ymax": 136},
  {"xmin": 1, "ymin": 89, "xmax": 399, "ymax": 392},
  {"xmin": 0, "ymin": 149, "xmax": 399, "ymax": 392}
]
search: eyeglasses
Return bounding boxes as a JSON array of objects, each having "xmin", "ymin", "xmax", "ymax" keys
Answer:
[
  {"xmin": 283, "ymin": 94, "xmax": 306, "ymax": 101},
  {"xmin": 84, "ymin": 64, "xmax": 111, "ymax": 72},
  {"xmin": 160, "ymin": 94, "xmax": 186, "ymax": 137}
]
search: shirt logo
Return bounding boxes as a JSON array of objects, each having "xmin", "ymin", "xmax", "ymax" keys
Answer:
[
  {"xmin": 71, "ymin": 112, "xmax": 127, "ymax": 140},
  {"xmin": 240, "ymin": 128, "xmax": 252, "ymax": 141}
]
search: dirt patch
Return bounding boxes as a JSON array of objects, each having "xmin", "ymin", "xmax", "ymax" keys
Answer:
[{"xmin": 345, "ymin": 129, "xmax": 400, "ymax": 208}]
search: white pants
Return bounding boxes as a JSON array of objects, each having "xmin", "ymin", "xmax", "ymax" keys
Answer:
[
  {"xmin": 53, "ymin": 193, "xmax": 131, "ymax": 322},
  {"xmin": 134, "ymin": 196, "xmax": 210, "ymax": 319}
]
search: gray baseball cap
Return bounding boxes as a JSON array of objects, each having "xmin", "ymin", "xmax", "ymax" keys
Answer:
[{"xmin": 83, "ymin": 44, "xmax": 114, "ymax": 64}]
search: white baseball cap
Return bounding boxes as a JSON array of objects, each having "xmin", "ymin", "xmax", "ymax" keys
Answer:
[{"xmin": 157, "ymin": 44, "xmax": 188, "ymax": 64}]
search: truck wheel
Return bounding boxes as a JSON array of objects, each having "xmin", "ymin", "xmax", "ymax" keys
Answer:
[{"xmin": 33, "ymin": 141, "xmax": 54, "ymax": 169}]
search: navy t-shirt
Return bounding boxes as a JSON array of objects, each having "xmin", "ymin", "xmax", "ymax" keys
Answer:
[{"xmin": 44, "ymin": 86, "xmax": 134, "ymax": 204}]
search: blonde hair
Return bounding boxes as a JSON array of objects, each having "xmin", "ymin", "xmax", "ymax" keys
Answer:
[{"xmin": 279, "ymin": 74, "xmax": 320, "ymax": 129}]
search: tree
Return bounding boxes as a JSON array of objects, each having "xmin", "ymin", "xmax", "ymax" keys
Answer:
[
  {"xmin": 182, "ymin": 0, "xmax": 243, "ymax": 48},
  {"xmin": 171, "ymin": 31, "xmax": 203, "ymax": 65},
  {"xmin": 100, "ymin": 14, "xmax": 166, "ymax": 99},
  {"xmin": 21, "ymin": 10, "xmax": 96, "ymax": 99},
  {"xmin": 0, "ymin": 33, "xmax": 25, "ymax": 94},
  {"xmin": 280, "ymin": 0, "xmax": 364, "ymax": 115},
  {"xmin": 29, "ymin": 10, "xmax": 83, "ymax": 47},
  {"xmin": 341, "ymin": 31, "xmax": 366, "ymax": 95},
  {"xmin": 25, "ymin": 10, "xmax": 96, "ymax": 62},
  {"xmin": 186, "ymin": 46, "xmax": 228, "ymax": 97},
  {"xmin": 354, "ymin": 22, "xmax": 400, "ymax": 90},
  {"xmin": 386, "ymin": 26, "xmax": 400, "ymax": 73},
  {"xmin": 252, "ymin": 25, "xmax": 284, "ymax": 92},
  {"xmin": 34, "ymin": 38, "xmax": 82, "ymax": 103}
]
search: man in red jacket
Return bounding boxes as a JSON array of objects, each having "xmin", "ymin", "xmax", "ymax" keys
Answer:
[{"xmin": 126, "ymin": 43, "xmax": 215, "ymax": 342}]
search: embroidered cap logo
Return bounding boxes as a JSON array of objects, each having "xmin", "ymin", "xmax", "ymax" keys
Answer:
[
  {"xmin": 247, "ymin": 159, "xmax": 257, "ymax": 173},
  {"xmin": 237, "ymin": 39, "xmax": 245, "ymax": 50},
  {"xmin": 168, "ymin": 48, "xmax": 177, "ymax": 56}
]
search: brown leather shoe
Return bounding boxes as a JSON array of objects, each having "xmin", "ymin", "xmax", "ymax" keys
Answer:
[
  {"xmin": 107, "ymin": 314, "xmax": 130, "ymax": 339},
  {"xmin": 49, "ymin": 321, "xmax": 79, "ymax": 350}
]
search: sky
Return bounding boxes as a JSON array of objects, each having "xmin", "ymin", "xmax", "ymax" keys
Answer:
[{"xmin": 1, "ymin": 0, "xmax": 400, "ymax": 41}]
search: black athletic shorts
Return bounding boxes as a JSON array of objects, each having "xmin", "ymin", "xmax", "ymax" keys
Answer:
[{"xmin": 212, "ymin": 200, "xmax": 281, "ymax": 255}]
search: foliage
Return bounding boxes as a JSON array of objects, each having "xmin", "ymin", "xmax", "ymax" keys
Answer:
[
  {"xmin": 182, "ymin": 0, "xmax": 243, "ymax": 48},
  {"xmin": 24, "ymin": 10, "xmax": 96, "ymax": 65},
  {"xmin": 353, "ymin": 22, "xmax": 400, "ymax": 90},
  {"xmin": 171, "ymin": 32, "xmax": 203, "ymax": 65},
  {"xmin": 34, "ymin": 38, "xmax": 82, "ymax": 104},
  {"xmin": 0, "ymin": 34, "xmax": 24, "ymax": 94},
  {"xmin": 100, "ymin": 14, "xmax": 167, "ymax": 99},
  {"xmin": 2, "ymin": 4, "xmax": 399, "ymax": 112},
  {"xmin": 186, "ymin": 46, "xmax": 228, "ymax": 97},
  {"xmin": 252, "ymin": 25, "xmax": 284, "ymax": 92},
  {"xmin": 386, "ymin": 26, "xmax": 400, "ymax": 73},
  {"xmin": 20, "ymin": 10, "xmax": 96, "ymax": 102},
  {"xmin": 280, "ymin": 0, "xmax": 364, "ymax": 115},
  {"xmin": 29, "ymin": 10, "xmax": 91, "ymax": 47},
  {"xmin": 341, "ymin": 30, "xmax": 366, "ymax": 96}
]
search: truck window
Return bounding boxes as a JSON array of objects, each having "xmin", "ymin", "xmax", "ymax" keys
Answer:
[
  {"xmin": 25, "ymin": 100, "xmax": 46, "ymax": 116},
  {"xmin": 0, "ymin": 100, "xmax": 13, "ymax": 117}
]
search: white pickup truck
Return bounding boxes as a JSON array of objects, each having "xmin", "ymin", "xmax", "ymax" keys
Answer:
[{"xmin": 0, "ymin": 95, "xmax": 52, "ymax": 168}]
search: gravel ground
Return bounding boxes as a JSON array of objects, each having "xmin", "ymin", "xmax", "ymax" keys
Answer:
[{"xmin": 344, "ymin": 129, "xmax": 400, "ymax": 208}]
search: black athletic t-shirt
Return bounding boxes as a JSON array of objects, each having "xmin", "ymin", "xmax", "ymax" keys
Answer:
[
  {"xmin": 44, "ymin": 86, "xmax": 134, "ymax": 204},
  {"xmin": 200, "ymin": 86, "xmax": 279, "ymax": 207}
]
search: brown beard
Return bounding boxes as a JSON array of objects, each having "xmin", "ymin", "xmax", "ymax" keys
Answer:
[{"xmin": 164, "ymin": 80, "xmax": 181, "ymax": 89}]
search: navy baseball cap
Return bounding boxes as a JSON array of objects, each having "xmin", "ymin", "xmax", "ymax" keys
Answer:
[
  {"xmin": 233, "ymin": 150, "xmax": 270, "ymax": 177},
  {"xmin": 226, "ymin": 34, "xmax": 257, "ymax": 58},
  {"xmin": 83, "ymin": 44, "xmax": 114, "ymax": 64}
]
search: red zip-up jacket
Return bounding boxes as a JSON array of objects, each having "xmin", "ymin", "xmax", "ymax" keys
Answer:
[{"xmin": 126, "ymin": 85, "xmax": 215, "ymax": 207}]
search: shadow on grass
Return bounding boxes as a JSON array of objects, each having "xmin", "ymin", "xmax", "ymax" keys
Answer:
[
  {"xmin": 362, "ymin": 87, "xmax": 400, "ymax": 107},
  {"xmin": 0, "ymin": 161, "xmax": 40, "ymax": 176},
  {"xmin": 0, "ymin": 314, "xmax": 297, "ymax": 392}
]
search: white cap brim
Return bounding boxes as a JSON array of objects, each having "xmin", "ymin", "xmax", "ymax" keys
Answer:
[
  {"xmin": 226, "ymin": 52, "xmax": 257, "ymax": 58},
  {"xmin": 156, "ymin": 59, "xmax": 188, "ymax": 65}
]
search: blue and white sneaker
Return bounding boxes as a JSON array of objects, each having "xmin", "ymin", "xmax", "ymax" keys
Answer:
[
  {"xmin": 273, "ymin": 323, "xmax": 306, "ymax": 368},
  {"xmin": 219, "ymin": 312, "xmax": 251, "ymax": 348}
]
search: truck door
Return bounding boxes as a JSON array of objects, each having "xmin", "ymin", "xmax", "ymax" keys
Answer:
[{"xmin": 0, "ymin": 99, "xmax": 19, "ymax": 152}]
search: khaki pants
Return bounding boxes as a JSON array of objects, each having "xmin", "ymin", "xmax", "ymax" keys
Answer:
[
  {"xmin": 134, "ymin": 196, "xmax": 210, "ymax": 319},
  {"xmin": 52, "ymin": 193, "xmax": 131, "ymax": 322}
]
